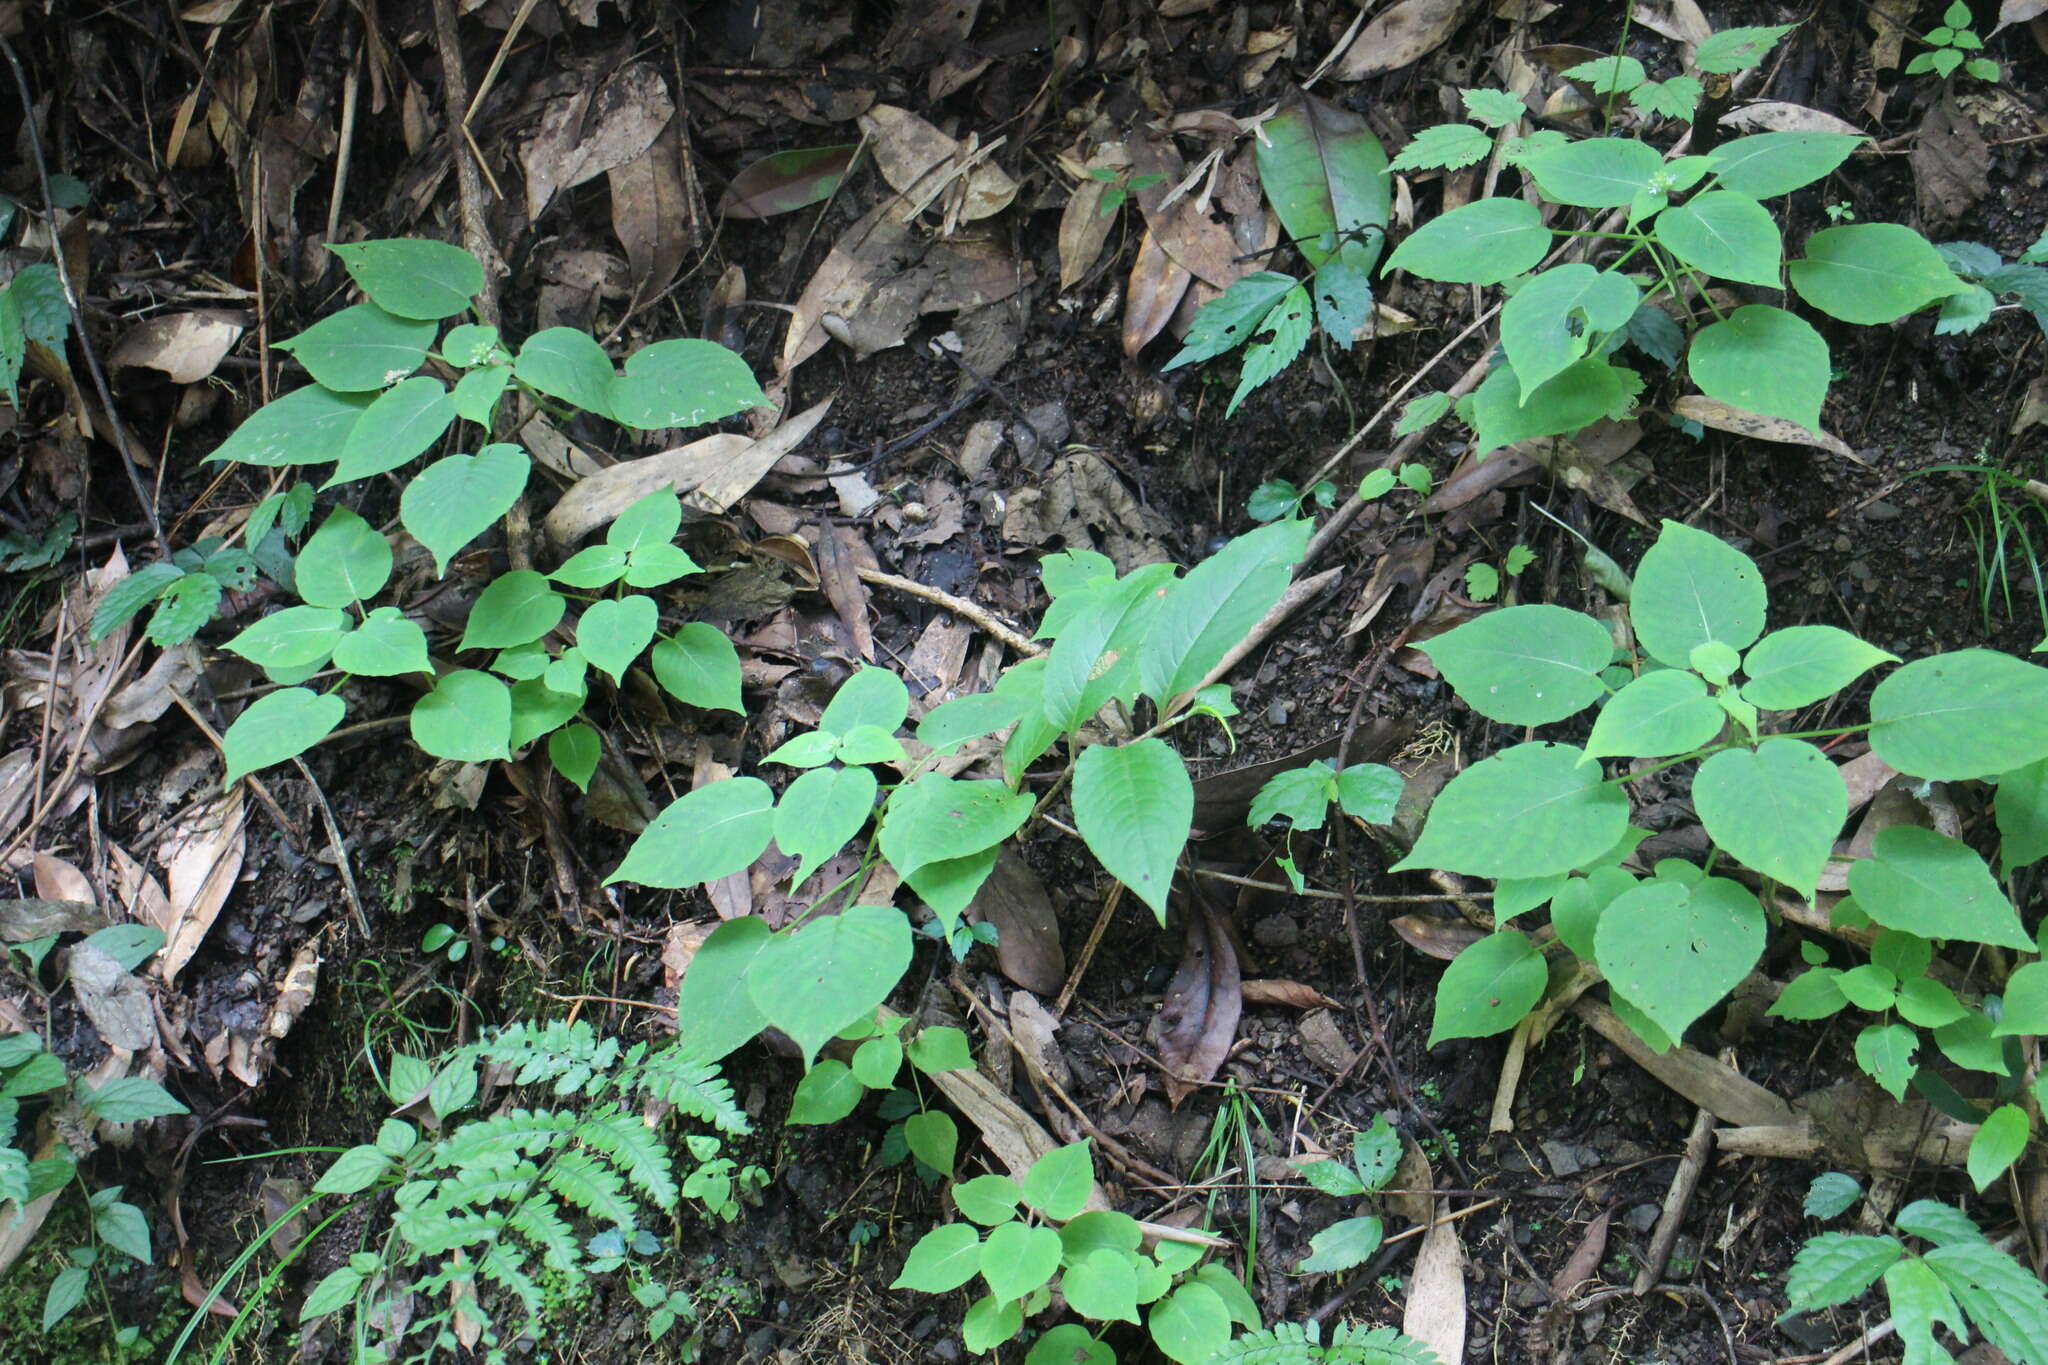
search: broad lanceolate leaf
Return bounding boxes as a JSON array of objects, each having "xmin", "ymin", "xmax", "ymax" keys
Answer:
[
  {"xmin": 1583, "ymin": 668, "xmax": 1724, "ymax": 761},
  {"xmin": 1419, "ymin": 604, "xmax": 1612, "ymax": 726},
  {"xmin": 514, "ymin": 327, "xmax": 617, "ymax": 420},
  {"xmin": 774, "ymin": 765, "xmax": 878, "ymax": 889},
  {"xmin": 1708, "ymin": 131, "xmax": 1863, "ymax": 199},
  {"xmin": 650, "ymin": 624, "xmax": 743, "ymax": 714},
  {"xmin": 1042, "ymin": 562, "xmax": 1175, "ymax": 732},
  {"xmin": 1966, "ymin": 1104, "xmax": 2029, "ymax": 1192},
  {"xmin": 1471, "ymin": 359, "xmax": 1643, "ymax": 465},
  {"xmin": 1522, "ymin": 137, "xmax": 1664, "ymax": 207},
  {"xmin": 608, "ymin": 338, "xmax": 766, "ymax": 429},
  {"xmin": 749, "ymin": 908, "xmax": 909, "ymax": 1064},
  {"xmin": 401, "ymin": 443, "xmax": 530, "ymax": 575},
  {"xmin": 1692, "ymin": 739, "xmax": 1845, "ymax": 897},
  {"xmin": 1500, "ymin": 265, "xmax": 1639, "ymax": 401},
  {"xmin": 1386, "ymin": 197, "xmax": 1550, "ymax": 285},
  {"xmin": 295, "ymin": 507, "xmax": 393, "ymax": 609},
  {"xmin": 608, "ymin": 777, "xmax": 777, "ymax": 888},
  {"xmin": 274, "ymin": 303, "xmax": 437, "ymax": 392},
  {"xmin": 222, "ymin": 688, "xmax": 345, "ymax": 784},
  {"xmin": 1429, "ymin": 931, "xmax": 1546, "ymax": 1044},
  {"xmin": 1254, "ymin": 89, "xmax": 1390, "ymax": 274},
  {"xmin": 1788, "ymin": 224, "xmax": 1970, "ymax": 325},
  {"xmin": 1739, "ymin": 625, "xmax": 1896, "ymax": 709},
  {"xmin": 224, "ymin": 605, "xmax": 350, "ymax": 670},
  {"xmin": 1856, "ymin": 1021, "xmax": 1918, "ymax": 1100},
  {"xmin": 1783, "ymin": 1233, "xmax": 1903, "ymax": 1313},
  {"xmin": 1847, "ymin": 826, "xmax": 2031, "ymax": 949},
  {"xmin": 1072, "ymin": 738, "xmax": 1194, "ymax": 923},
  {"xmin": 720, "ymin": 144, "xmax": 859, "ymax": 219},
  {"xmin": 1596, "ymin": 876, "xmax": 1764, "ymax": 1043},
  {"xmin": 1629, "ymin": 519, "xmax": 1767, "ymax": 667},
  {"xmin": 1137, "ymin": 518, "xmax": 1309, "ymax": 703},
  {"xmin": 878, "ymin": 775, "xmax": 1032, "ymax": 880},
  {"xmin": 329, "ymin": 239, "xmax": 484, "ymax": 320},
  {"xmin": 1687, "ymin": 304, "xmax": 1828, "ymax": 430},
  {"xmin": 206, "ymin": 384, "xmax": 374, "ymax": 467},
  {"xmin": 1869, "ymin": 650, "xmax": 2048, "ymax": 780},
  {"xmin": 1226, "ymin": 284, "xmax": 1312, "ymax": 416},
  {"xmin": 327, "ymin": 375, "xmax": 457, "ymax": 486},
  {"xmin": 1392, "ymin": 742, "xmax": 1629, "ymax": 879},
  {"xmin": 1656, "ymin": 191, "xmax": 1783, "ymax": 288},
  {"xmin": 1296, "ymin": 1215, "xmax": 1385, "ymax": 1273},
  {"xmin": 410, "ymin": 669, "xmax": 512, "ymax": 761},
  {"xmin": 819, "ymin": 666, "xmax": 911, "ymax": 738},
  {"xmin": 1163, "ymin": 273, "xmax": 1298, "ymax": 372},
  {"xmin": 460, "ymin": 569, "xmax": 566, "ymax": 651},
  {"xmin": 672, "ymin": 916, "xmax": 773, "ymax": 1062},
  {"xmin": 980, "ymin": 1221, "xmax": 1062, "ymax": 1304}
]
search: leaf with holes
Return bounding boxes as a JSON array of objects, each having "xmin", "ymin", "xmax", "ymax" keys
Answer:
[{"xmin": 1429, "ymin": 931, "xmax": 1547, "ymax": 1044}]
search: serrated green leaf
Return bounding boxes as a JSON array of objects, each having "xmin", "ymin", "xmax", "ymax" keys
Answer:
[
  {"xmin": 1163, "ymin": 272, "xmax": 1298, "ymax": 372},
  {"xmin": 1394, "ymin": 742, "xmax": 1629, "ymax": 878},
  {"xmin": 1869, "ymin": 650, "xmax": 2048, "ymax": 780},
  {"xmin": 1227, "ymin": 283, "xmax": 1312, "ymax": 415},
  {"xmin": 610, "ymin": 777, "xmax": 776, "ymax": 889},
  {"xmin": 1072, "ymin": 739, "xmax": 1193, "ymax": 923},
  {"xmin": 1925, "ymin": 1236, "xmax": 2048, "ymax": 1364},
  {"xmin": 1693, "ymin": 739, "xmax": 1845, "ymax": 897},
  {"xmin": 1420, "ymin": 604, "xmax": 1612, "ymax": 726},
  {"xmin": 1630, "ymin": 76, "xmax": 1703, "ymax": 120},
  {"xmin": 1784, "ymin": 1232, "xmax": 1903, "ymax": 1312},
  {"xmin": 1804, "ymin": 1171, "xmax": 1862, "ymax": 1219},
  {"xmin": 1461, "ymin": 88, "xmax": 1527, "ymax": 127},
  {"xmin": 1695, "ymin": 24, "xmax": 1795, "ymax": 75},
  {"xmin": 401, "ymin": 443, "xmax": 529, "ymax": 575},
  {"xmin": 222, "ymin": 688, "xmax": 345, "ymax": 784},
  {"xmin": 1389, "ymin": 123, "xmax": 1491, "ymax": 173}
]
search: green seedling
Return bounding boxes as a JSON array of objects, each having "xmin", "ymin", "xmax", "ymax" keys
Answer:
[{"xmin": 1908, "ymin": 2, "xmax": 1999, "ymax": 83}]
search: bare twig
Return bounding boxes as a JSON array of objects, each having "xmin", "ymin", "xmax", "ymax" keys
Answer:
[{"xmin": 854, "ymin": 566, "xmax": 1044, "ymax": 657}]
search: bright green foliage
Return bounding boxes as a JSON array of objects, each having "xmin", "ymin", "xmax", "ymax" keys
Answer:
[
  {"xmin": 1169, "ymin": 92, "xmax": 1388, "ymax": 408},
  {"xmin": 1073, "ymin": 740, "xmax": 1192, "ymax": 921},
  {"xmin": 89, "ymin": 537, "xmax": 258, "ymax": 646},
  {"xmin": 1907, "ymin": 2, "xmax": 2000, "ymax": 84},
  {"xmin": 1398, "ymin": 516, "xmax": 2048, "ymax": 1067},
  {"xmin": 892, "ymin": 1141, "xmax": 1245, "ymax": 1359},
  {"xmin": 1786, "ymin": 1196, "xmax": 2048, "ymax": 1365},
  {"xmin": 4, "ymin": 1031, "xmax": 186, "ymax": 1342},
  {"xmin": 0, "ymin": 263, "xmax": 71, "ymax": 405},
  {"xmin": 293, "ymin": 1020, "xmax": 758, "ymax": 1364},
  {"xmin": 1292, "ymin": 1115, "xmax": 1404, "ymax": 1274},
  {"xmin": 1209, "ymin": 1321, "xmax": 1441, "ymax": 1365},
  {"xmin": 1803, "ymin": 1172, "xmax": 1862, "ymax": 1219}
]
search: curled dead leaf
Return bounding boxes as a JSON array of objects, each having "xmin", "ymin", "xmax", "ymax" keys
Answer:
[
  {"xmin": 1671, "ymin": 396, "xmax": 1861, "ymax": 463},
  {"xmin": 1333, "ymin": 0, "xmax": 1478, "ymax": 81},
  {"xmin": 109, "ymin": 312, "xmax": 246, "ymax": 384}
]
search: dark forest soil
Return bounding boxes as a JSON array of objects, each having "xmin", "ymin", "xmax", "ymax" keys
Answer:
[{"xmin": 4, "ymin": 1, "xmax": 2047, "ymax": 1363}]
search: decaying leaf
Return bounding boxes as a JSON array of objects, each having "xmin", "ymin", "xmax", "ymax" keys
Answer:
[
  {"xmin": 721, "ymin": 145, "xmax": 859, "ymax": 220},
  {"xmin": 1912, "ymin": 91, "xmax": 1991, "ymax": 229},
  {"xmin": 0, "ymin": 896, "xmax": 105, "ymax": 941},
  {"xmin": 1719, "ymin": 102, "xmax": 1866, "ymax": 136},
  {"xmin": 263, "ymin": 941, "xmax": 321, "ymax": 1040},
  {"xmin": 1152, "ymin": 900, "xmax": 1240, "ymax": 1105},
  {"xmin": 970, "ymin": 850, "xmax": 1065, "ymax": 996},
  {"xmin": 108, "ymin": 311, "xmax": 246, "ymax": 384},
  {"xmin": 814, "ymin": 522, "xmax": 877, "ymax": 661},
  {"xmin": 542, "ymin": 398, "xmax": 833, "ymax": 545},
  {"xmin": 1121, "ymin": 224, "xmax": 1194, "ymax": 357},
  {"xmin": 609, "ymin": 118, "xmax": 693, "ymax": 311},
  {"xmin": 1005, "ymin": 990, "xmax": 1072, "ymax": 1090},
  {"xmin": 521, "ymin": 62, "xmax": 674, "ymax": 221},
  {"xmin": 1240, "ymin": 979, "xmax": 1340, "ymax": 1010},
  {"xmin": 1333, "ymin": 0, "xmax": 1478, "ymax": 81},
  {"xmin": 156, "ymin": 785, "xmax": 247, "ymax": 985},
  {"xmin": 1671, "ymin": 395, "xmax": 1859, "ymax": 462},
  {"xmin": 32, "ymin": 852, "xmax": 94, "ymax": 906},
  {"xmin": 1400, "ymin": 1146, "xmax": 1469, "ymax": 1364},
  {"xmin": 858, "ymin": 105, "xmax": 1017, "ymax": 225},
  {"xmin": 67, "ymin": 940, "xmax": 155, "ymax": 1051}
]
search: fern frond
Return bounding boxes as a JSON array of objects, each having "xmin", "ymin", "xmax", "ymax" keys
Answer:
[
  {"xmin": 470, "ymin": 1019, "xmax": 621, "ymax": 1096},
  {"xmin": 430, "ymin": 1108, "xmax": 576, "ymax": 1173},
  {"xmin": 623, "ymin": 1045, "xmax": 749, "ymax": 1135},
  {"xmin": 1326, "ymin": 1324, "xmax": 1444, "ymax": 1365},
  {"xmin": 544, "ymin": 1147, "xmax": 637, "ymax": 1230},
  {"xmin": 1211, "ymin": 1321, "xmax": 1321, "ymax": 1365},
  {"xmin": 476, "ymin": 1241, "xmax": 546, "ymax": 1321},
  {"xmin": 397, "ymin": 1208, "xmax": 508, "ymax": 1260},
  {"xmin": 575, "ymin": 1111, "xmax": 680, "ymax": 1210},
  {"xmin": 508, "ymin": 1198, "xmax": 580, "ymax": 1275},
  {"xmin": 407, "ymin": 1163, "xmax": 543, "ymax": 1220}
]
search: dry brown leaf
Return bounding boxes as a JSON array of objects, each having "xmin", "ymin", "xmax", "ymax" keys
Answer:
[
  {"xmin": 1391, "ymin": 914, "xmax": 1486, "ymax": 961},
  {"xmin": 1402, "ymin": 1197, "xmax": 1469, "ymax": 1362},
  {"xmin": 66, "ymin": 941, "xmax": 155, "ymax": 1050},
  {"xmin": 1550, "ymin": 1208, "xmax": 1611, "ymax": 1298},
  {"xmin": 1058, "ymin": 146, "xmax": 1130, "ymax": 290},
  {"xmin": 1631, "ymin": 0, "xmax": 1712, "ymax": 46},
  {"xmin": 32, "ymin": 852, "xmax": 94, "ymax": 906},
  {"xmin": 1996, "ymin": 0, "xmax": 2048, "ymax": 32},
  {"xmin": 1333, "ymin": 0, "xmax": 1478, "ymax": 81},
  {"xmin": 0, "ymin": 897, "xmax": 104, "ymax": 941},
  {"xmin": 858, "ymin": 105, "xmax": 1018, "ymax": 224},
  {"xmin": 263, "ymin": 941, "xmax": 320, "ymax": 1040},
  {"xmin": 971, "ymin": 850, "xmax": 1065, "ymax": 995},
  {"xmin": 814, "ymin": 523, "xmax": 877, "ymax": 661},
  {"xmin": 1868, "ymin": 0, "xmax": 1915, "ymax": 71},
  {"xmin": 103, "ymin": 643, "xmax": 202, "ymax": 730},
  {"xmin": 1153, "ymin": 901, "xmax": 1240, "ymax": 1105},
  {"xmin": 109, "ymin": 312, "xmax": 245, "ymax": 384},
  {"xmin": 542, "ymin": 398, "xmax": 833, "ymax": 545},
  {"xmin": 1671, "ymin": 395, "xmax": 1860, "ymax": 462},
  {"xmin": 1719, "ymin": 102, "xmax": 1866, "ymax": 136},
  {"xmin": 1240, "ymin": 979, "xmax": 1340, "ymax": 1010},
  {"xmin": 1122, "ymin": 224, "xmax": 1194, "ymax": 358},
  {"xmin": 1006, "ymin": 990, "xmax": 1072, "ymax": 1090},
  {"xmin": 1913, "ymin": 91, "xmax": 1991, "ymax": 229},
  {"xmin": 608, "ymin": 118, "xmax": 692, "ymax": 311},
  {"xmin": 521, "ymin": 62, "xmax": 674, "ymax": 221},
  {"xmin": 155, "ymin": 785, "xmax": 247, "ymax": 985}
]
